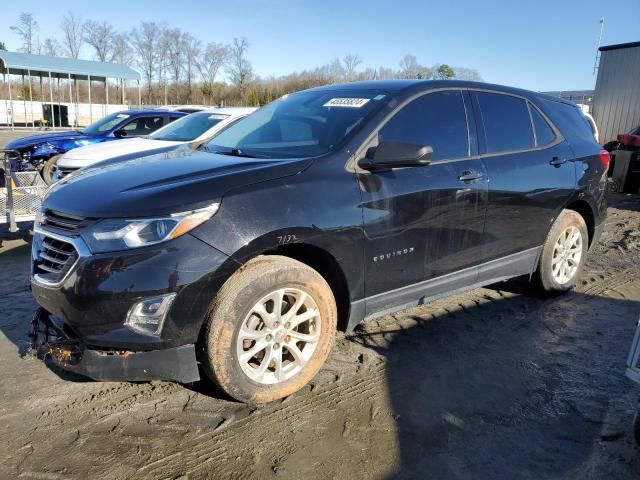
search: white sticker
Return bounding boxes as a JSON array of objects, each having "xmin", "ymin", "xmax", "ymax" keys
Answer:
[
  {"xmin": 116, "ymin": 114, "xmax": 130, "ymax": 118},
  {"xmin": 323, "ymin": 98, "xmax": 370, "ymax": 108}
]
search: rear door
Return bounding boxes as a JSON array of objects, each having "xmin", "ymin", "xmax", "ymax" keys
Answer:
[
  {"xmin": 471, "ymin": 91, "xmax": 576, "ymax": 275},
  {"xmin": 357, "ymin": 89, "xmax": 488, "ymax": 311}
]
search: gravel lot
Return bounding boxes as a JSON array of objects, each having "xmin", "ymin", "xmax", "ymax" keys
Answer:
[{"xmin": 1, "ymin": 128, "xmax": 639, "ymax": 479}]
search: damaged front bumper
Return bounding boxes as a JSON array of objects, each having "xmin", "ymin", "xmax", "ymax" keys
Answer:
[{"xmin": 29, "ymin": 308, "xmax": 200, "ymax": 383}]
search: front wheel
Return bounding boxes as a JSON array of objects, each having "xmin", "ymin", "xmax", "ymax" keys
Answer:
[
  {"xmin": 41, "ymin": 154, "xmax": 62, "ymax": 185},
  {"xmin": 534, "ymin": 209, "xmax": 588, "ymax": 293},
  {"xmin": 199, "ymin": 255, "xmax": 337, "ymax": 403}
]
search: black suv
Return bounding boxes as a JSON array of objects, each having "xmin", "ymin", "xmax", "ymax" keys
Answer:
[{"xmin": 30, "ymin": 81, "xmax": 609, "ymax": 403}]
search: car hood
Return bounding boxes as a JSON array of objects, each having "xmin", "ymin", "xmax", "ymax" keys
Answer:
[
  {"xmin": 45, "ymin": 147, "xmax": 314, "ymax": 218},
  {"xmin": 58, "ymin": 138, "xmax": 183, "ymax": 167},
  {"xmin": 5, "ymin": 130, "xmax": 89, "ymax": 150}
]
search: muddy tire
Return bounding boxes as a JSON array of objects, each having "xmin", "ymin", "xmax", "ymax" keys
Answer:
[
  {"xmin": 199, "ymin": 255, "xmax": 337, "ymax": 403},
  {"xmin": 534, "ymin": 209, "xmax": 588, "ymax": 293},
  {"xmin": 41, "ymin": 154, "xmax": 61, "ymax": 185}
]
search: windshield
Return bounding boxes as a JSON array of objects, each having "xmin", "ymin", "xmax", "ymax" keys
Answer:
[
  {"xmin": 150, "ymin": 112, "xmax": 228, "ymax": 141},
  {"xmin": 206, "ymin": 89, "xmax": 389, "ymax": 158},
  {"xmin": 83, "ymin": 112, "xmax": 130, "ymax": 135}
]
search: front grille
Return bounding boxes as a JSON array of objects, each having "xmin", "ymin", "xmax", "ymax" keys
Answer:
[
  {"xmin": 40, "ymin": 209, "xmax": 88, "ymax": 233},
  {"xmin": 33, "ymin": 234, "xmax": 79, "ymax": 284}
]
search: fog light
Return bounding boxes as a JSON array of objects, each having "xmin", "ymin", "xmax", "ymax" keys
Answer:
[{"xmin": 125, "ymin": 293, "xmax": 176, "ymax": 336}]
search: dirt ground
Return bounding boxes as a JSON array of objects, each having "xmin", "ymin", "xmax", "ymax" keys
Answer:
[{"xmin": 1, "ymin": 128, "xmax": 640, "ymax": 479}]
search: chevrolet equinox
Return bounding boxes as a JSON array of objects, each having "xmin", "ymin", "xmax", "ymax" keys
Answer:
[{"xmin": 30, "ymin": 80, "xmax": 609, "ymax": 403}]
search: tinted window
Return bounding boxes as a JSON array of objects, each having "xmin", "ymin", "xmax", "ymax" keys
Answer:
[
  {"xmin": 378, "ymin": 91, "xmax": 468, "ymax": 160},
  {"xmin": 208, "ymin": 89, "xmax": 388, "ymax": 158},
  {"xmin": 529, "ymin": 105, "xmax": 556, "ymax": 146},
  {"xmin": 122, "ymin": 116, "xmax": 166, "ymax": 135},
  {"xmin": 540, "ymin": 99, "xmax": 595, "ymax": 146},
  {"xmin": 475, "ymin": 92, "xmax": 534, "ymax": 153}
]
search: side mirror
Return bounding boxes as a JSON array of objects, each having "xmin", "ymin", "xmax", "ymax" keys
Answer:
[
  {"xmin": 358, "ymin": 141, "xmax": 432, "ymax": 171},
  {"xmin": 114, "ymin": 129, "xmax": 127, "ymax": 138}
]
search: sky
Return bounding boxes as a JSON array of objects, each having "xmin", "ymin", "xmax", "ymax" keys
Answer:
[{"xmin": 2, "ymin": 0, "xmax": 638, "ymax": 92}]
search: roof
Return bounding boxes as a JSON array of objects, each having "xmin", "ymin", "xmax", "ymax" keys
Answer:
[
  {"xmin": 308, "ymin": 79, "xmax": 578, "ymax": 106},
  {"xmin": 207, "ymin": 107, "xmax": 258, "ymax": 116},
  {"xmin": 0, "ymin": 50, "xmax": 140, "ymax": 81},
  {"xmin": 599, "ymin": 41, "xmax": 640, "ymax": 52}
]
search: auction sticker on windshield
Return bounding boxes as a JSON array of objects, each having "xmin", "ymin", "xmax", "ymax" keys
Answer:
[{"xmin": 323, "ymin": 98, "xmax": 371, "ymax": 108}]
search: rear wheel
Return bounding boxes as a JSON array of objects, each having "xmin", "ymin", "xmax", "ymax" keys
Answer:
[
  {"xmin": 41, "ymin": 154, "xmax": 61, "ymax": 185},
  {"xmin": 199, "ymin": 255, "xmax": 337, "ymax": 403},
  {"xmin": 534, "ymin": 209, "xmax": 588, "ymax": 293}
]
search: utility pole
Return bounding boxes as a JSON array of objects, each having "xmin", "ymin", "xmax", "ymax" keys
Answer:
[{"xmin": 593, "ymin": 17, "xmax": 605, "ymax": 75}]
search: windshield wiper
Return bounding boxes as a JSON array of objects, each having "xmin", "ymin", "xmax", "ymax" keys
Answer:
[{"xmin": 214, "ymin": 148, "xmax": 260, "ymax": 158}]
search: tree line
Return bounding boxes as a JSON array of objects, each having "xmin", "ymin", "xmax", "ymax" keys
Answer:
[{"xmin": 4, "ymin": 12, "xmax": 483, "ymax": 107}]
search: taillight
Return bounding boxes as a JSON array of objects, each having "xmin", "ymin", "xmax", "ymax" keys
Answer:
[{"xmin": 598, "ymin": 150, "xmax": 610, "ymax": 170}]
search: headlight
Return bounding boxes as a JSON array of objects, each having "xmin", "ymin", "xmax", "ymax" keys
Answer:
[{"xmin": 81, "ymin": 203, "xmax": 219, "ymax": 253}]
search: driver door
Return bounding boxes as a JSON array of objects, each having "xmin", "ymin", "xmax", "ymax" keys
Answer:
[{"xmin": 357, "ymin": 90, "xmax": 488, "ymax": 314}]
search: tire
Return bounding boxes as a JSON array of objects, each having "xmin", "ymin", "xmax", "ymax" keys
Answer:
[
  {"xmin": 199, "ymin": 255, "xmax": 337, "ymax": 403},
  {"xmin": 41, "ymin": 154, "xmax": 61, "ymax": 185},
  {"xmin": 534, "ymin": 209, "xmax": 588, "ymax": 293}
]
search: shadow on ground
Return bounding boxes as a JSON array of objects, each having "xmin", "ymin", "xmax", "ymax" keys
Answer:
[{"xmin": 351, "ymin": 288, "xmax": 640, "ymax": 479}]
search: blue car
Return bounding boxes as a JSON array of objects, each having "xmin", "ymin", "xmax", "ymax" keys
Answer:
[{"xmin": 5, "ymin": 110, "xmax": 186, "ymax": 184}]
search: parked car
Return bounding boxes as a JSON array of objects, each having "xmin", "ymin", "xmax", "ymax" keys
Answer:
[
  {"xmin": 30, "ymin": 80, "xmax": 608, "ymax": 403},
  {"xmin": 52, "ymin": 108, "xmax": 257, "ymax": 182},
  {"xmin": 158, "ymin": 105, "xmax": 210, "ymax": 113},
  {"xmin": 4, "ymin": 110, "xmax": 186, "ymax": 184},
  {"xmin": 583, "ymin": 112, "xmax": 600, "ymax": 143}
]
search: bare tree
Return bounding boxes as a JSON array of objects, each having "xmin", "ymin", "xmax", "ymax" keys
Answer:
[
  {"xmin": 61, "ymin": 12, "xmax": 85, "ymax": 59},
  {"xmin": 453, "ymin": 67, "xmax": 482, "ymax": 82},
  {"xmin": 197, "ymin": 42, "xmax": 229, "ymax": 103},
  {"xmin": 112, "ymin": 33, "xmax": 133, "ymax": 65},
  {"xmin": 399, "ymin": 54, "xmax": 431, "ymax": 79},
  {"xmin": 10, "ymin": 13, "xmax": 38, "ymax": 54},
  {"xmin": 130, "ymin": 22, "xmax": 160, "ymax": 103},
  {"xmin": 343, "ymin": 53, "xmax": 363, "ymax": 81},
  {"xmin": 42, "ymin": 38, "xmax": 62, "ymax": 56},
  {"xmin": 84, "ymin": 20, "xmax": 115, "ymax": 62},
  {"xmin": 166, "ymin": 29, "xmax": 184, "ymax": 103},
  {"xmin": 227, "ymin": 37, "xmax": 253, "ymax": 104},
  {"xmin": 156, "ymin": 25, "xmax": 172, "ymax": 104},
  {"xmin": 182, "ymin": 33, "xmax": 201, "ymax": 103},
  {"xmin": 329, "ymin": 57, "xmax": 345, "ymax": 81}
]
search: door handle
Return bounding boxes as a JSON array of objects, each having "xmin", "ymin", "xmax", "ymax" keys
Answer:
[
  {"xmin": 458, "ymin": 171, "xmax": 484, "ymax": 182},
  {"xmin": 549, "ymin": 156, "xmax": 567, "ymax": 167}
]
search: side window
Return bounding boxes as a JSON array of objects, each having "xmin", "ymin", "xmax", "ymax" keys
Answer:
[
  {"xmin": 540, "ymin": 99, "xmax": 595, "ymax": 145},
  {"xmin": 379, "ymin": 90, "xmax": 469, "ymax": 161},
  {"xmin": 475, "ymin": 92, "xmax": 534, "ymax": 153},
  {"xmin": 529, "ymin": 104, "xmax": 556, "ymax": 146},
  {"xmin": 166, "ymin": 116, "xmax": 180, "ymax": 124},
  {"xmin": 122, "ymin": 116, "xmax": 166, "ymax": 135}
]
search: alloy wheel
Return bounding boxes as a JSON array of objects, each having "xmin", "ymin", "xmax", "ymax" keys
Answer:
[
  {"xmin": 551, "ymin": 225, "xmax": 583, "ymax": 284},
  {"xmin": 236, "ymin": 288, "xmax": 321, "ymax": 385}
]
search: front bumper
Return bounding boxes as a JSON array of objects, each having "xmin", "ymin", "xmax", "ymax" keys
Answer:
[
  {"xmin": 30, "ymin": 227, "xmax": 236, "ymax": 350},
  {"xmin": 30, "ymin": 308, "xmax": 200, "ymax": 383}
]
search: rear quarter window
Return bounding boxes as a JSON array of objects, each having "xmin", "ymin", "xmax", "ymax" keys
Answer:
[
  {"xmin": 538, "ymin": 99, "xmax": 595, "ymax": 146},
  {"xmin": 528, "ymin": 104, "xmax": 556, "ymax": 146}
]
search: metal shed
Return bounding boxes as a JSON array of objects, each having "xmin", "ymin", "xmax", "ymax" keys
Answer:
[
  {"xmin": 0, "ymin": 51, "xmax": 141, "ymax": 129},
  {"xmin": 593, "ymin": 41, "xmax": 640, "ymax": 143}
]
